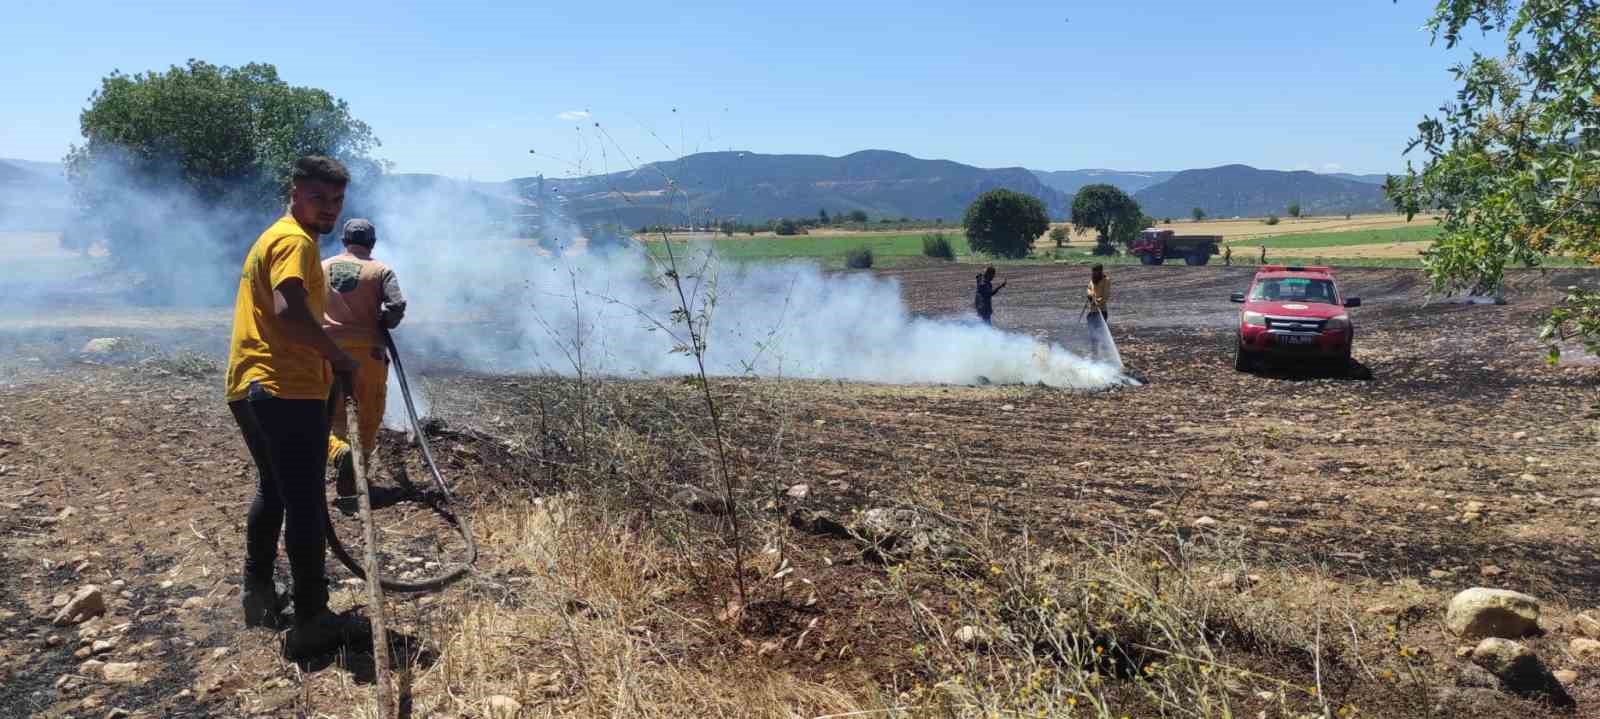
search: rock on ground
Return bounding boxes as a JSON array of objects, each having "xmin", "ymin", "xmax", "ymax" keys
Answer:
[
  {"xmin": 1470, "ymin": 638, "xmax": 1573, "ymax": 707},
  {"xmin": 80, "ymin": 338, "xmax": 127, "ymax": 355},
  {"xmin": 1446, "ymin": 588, "xmax": 1540, "ymax": 639},
  {"xmin": 101, "ymin": 662, "xmax": 140, "ymax": 684},
  {"xmin": 52, "ymin": 585, "xmax": 106, "ymax": 626},
  {"xmin": 671, "ymin": 486, "xmax": 727, "ymax": 515},
  {"xmin": 855, "ymin": 507, "xmax": 959, "ymax": 560},
  {"xmin": 1576, "ymin": 612, "xmax": 1600, "ymax": 640},
  {"xmin": 1571, "ymin": 637, "xmax": 1600, "ymax": 664},
  {"xmin": 487, "ymin": 694, "xmax": 522, "ymax": 717}
]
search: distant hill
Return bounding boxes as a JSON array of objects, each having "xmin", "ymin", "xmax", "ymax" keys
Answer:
[
  {"xmin": 1031, "ymin": 169, "xmax": 1177, "ymax": 196},
  {"xmin": 513, "ymin": 150, "xmax": 1071, "ymax": 228},
  {"xmin": 0, "ymin": 158, "xmax": 71, "ymax": 231},
  {"xmin": 1132, "ymin": 164, "xmax": 1391, "ymax": 218},
  {"xmin": 1, "ymin": 158, "xmax": 66, "ymax": 179},
  {"xmin": 1326, "ymin": 172, "xmax": 1391, "ymax": 186}
]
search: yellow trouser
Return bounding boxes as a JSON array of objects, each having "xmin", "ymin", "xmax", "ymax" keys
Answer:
[{"xmin": 328, "ymin": 344, "xmax": 389, "ymax": 461}]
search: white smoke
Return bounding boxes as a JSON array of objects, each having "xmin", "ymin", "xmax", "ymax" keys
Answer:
[{"xmin": 361, "ymin": 184, "xmax": 1131, "ymax": 390}]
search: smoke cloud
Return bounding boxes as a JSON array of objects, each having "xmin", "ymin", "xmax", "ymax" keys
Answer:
[
  {"xmin": 5, "ymin": 153, "xmax": 1130, "ymax": 395},
  {"xmin": 364, "ymin": 183, "xmax": 1130, "ymax": 391}
]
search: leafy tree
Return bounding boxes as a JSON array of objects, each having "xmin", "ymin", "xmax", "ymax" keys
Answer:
[
  {"xmin": 1264, "ymin": 214, "xmax": 1281, "ymax": 226},
  {"xmin": 1048, "ymin": 226, "xmax": 1069, "ymax": 247},
  {"xmin": 1287, "ymin": 202, "xmax": 1302, "ymax": 219},
  {"xmin": 65, "ymin": 60, "xmax": 381, "ymax": 300},
  {"xmin": 818, "ymin": 208, "xmax": 830, "ymax": 224},
  {"xmin": 774, "ymin": 218, "xmax": 800, "ymax": 236},
  {"xmin": 1388, "ymin": 1, "xmax": 1600, "ymax": 358},
  {"xmin": 962, "ymin": 189, "xmax": 1050, "ymax": 259},
  {"xmin": 847, "ymin": 209, "xmax": 869, "ymax": 224},
  {"xmin": 1192, "ymin": 207, "xmax": 1207, "ymax": 222},
  {"xmin": 1070, "ymin": 184, "xmax": 1143, "ymax": 254}
]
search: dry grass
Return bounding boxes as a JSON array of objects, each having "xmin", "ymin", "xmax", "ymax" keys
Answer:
[
  {"xmin": 396, "ymin": 497, "xmax": 866, "ymax": 718},
  {"xmin": 289, "ymin": 374, "xmax": 1558, "ymax": 719}
]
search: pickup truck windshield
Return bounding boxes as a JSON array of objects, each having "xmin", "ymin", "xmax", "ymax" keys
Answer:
[{"xmin": 1249, "ymin": 277, "xmax": 1339, "ymax": 305}]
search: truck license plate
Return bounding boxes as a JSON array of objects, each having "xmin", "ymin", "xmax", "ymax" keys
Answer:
[{"xmin": 1277, "ymin": 334, "xmax": 1315, "ymax": 345}]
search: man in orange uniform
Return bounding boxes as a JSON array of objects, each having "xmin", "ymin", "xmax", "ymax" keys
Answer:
[
  {"xmin": 225, "ymin": 156, "xmax": 361, "ymax": 658},
  {"xmin": 323, "ymin": 218, "xmax": 407, "ymax": 498}
]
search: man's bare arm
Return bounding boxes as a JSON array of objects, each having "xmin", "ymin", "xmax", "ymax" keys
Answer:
[{"xmin": 274, "ymin": 279, "xmax": 357, "ymax": 374}]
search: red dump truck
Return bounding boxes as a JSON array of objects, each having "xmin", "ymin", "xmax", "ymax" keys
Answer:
[{"xmin": 1130, "ymin": 228, "xmax": 1224, "ymax": 265}]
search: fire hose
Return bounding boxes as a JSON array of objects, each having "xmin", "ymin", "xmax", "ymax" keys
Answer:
[{"xmin": 323, "ymin": 330, "xmax": 477, "ymax": 593}]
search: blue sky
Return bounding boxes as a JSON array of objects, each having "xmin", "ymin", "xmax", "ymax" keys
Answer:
[{"xmin": 1, "ymin": 0, "xmax": 1488, "ymax": 180}]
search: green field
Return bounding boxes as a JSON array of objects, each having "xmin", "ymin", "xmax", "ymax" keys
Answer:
[
  {"xmin": 645, "ymin": 232, "xmax": 972, "ymax": 267},
  {"xmin": 1247, "ymin": 224, "xmax": 1440, "ymax": 249}
]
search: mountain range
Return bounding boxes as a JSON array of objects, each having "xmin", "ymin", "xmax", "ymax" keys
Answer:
[
  {"xmin": 1131, "ymin": 164, "xmax": 1391, "ymax": 219},
  {"xmin": 518, "ymin": 150, "xmax": 1069, "ymax": 229},
  {"xmin": 1, "ymin": 152, "xmax": 1396, "ymax": 233},
  {"xmin": 0, "ymin": 158, "xmax": 71, "ymax": 232}
]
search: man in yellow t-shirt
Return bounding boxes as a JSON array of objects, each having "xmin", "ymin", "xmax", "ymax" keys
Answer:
[{"xmin": 224, "ymin": 156, "xmax": 361, "ymax": 659}]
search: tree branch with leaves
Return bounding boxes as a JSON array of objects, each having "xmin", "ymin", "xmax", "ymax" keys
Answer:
[{"xmin": 1387, "ymin": 0, "xmax": 1600, "ymax": 360}]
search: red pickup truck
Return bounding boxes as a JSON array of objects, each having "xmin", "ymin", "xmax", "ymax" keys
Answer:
[{"xmin": 1230, "ymin": 265, "xmax": 1362, "ymax": 371}]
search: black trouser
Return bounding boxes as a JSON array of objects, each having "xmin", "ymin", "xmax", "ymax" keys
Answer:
[
  {"xmin": 229, "ymin": 390, "xmax": 330, "ymax": 620},
  {"xmin": 978, "ymin": 310, "xmax": 992, "ymax": 325}
]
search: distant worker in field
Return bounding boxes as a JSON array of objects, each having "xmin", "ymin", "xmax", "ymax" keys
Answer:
[
  {"xmin": 1086, "ymin": 264, "xmax": 1110, "ymax": 321},
  {"xmin": 224, "ymin": 156, "xmax": 360, "ymax": 656},
  {"xmin": 1259, "ymin": 245, "xmax": 1267, "ymax": 264},
  {"xmin": 974, "ymin": 265, "xmax": 1006, "ymax": 325},
  {"xmin": 1223, "ymin": 245, "xmax": 1232, "ymax": 266},
  {"xmin": 323, "ymin": 219, "xmax": 407, "ymax": 499}
]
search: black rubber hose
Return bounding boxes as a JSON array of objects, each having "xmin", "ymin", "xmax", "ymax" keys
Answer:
[{"xmin": 323, "ymin": 330, "xmax": 477, "ymax": 593}]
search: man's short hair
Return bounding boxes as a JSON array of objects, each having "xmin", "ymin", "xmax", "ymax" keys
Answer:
[
  {"xmin": 1091, "ymin": 264, "xmax": 1104, "ymax": 273},
  {"xmin": 292, "ymin": 155, "xmax": 350, "ymax": 186}
]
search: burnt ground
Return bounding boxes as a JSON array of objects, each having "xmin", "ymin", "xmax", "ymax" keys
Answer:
[{"xmin": 2, "ymin": 263, "xmax": 1600, "ymax": 717}]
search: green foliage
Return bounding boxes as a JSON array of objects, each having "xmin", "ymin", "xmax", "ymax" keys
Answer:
[
  {"xmin": 66, "ymin": 60, "xmax": 380, "ymax": 249},
  {"xmin": 963, "ymin": 189, "xmax": 1050, "ymax": 259},
  {"xmin": 1070, "ymin": 184, "xmax": 1143, "ymax": 253},
  {"xmin": 1390, "ymin": 0, "xmax": 1600, "ymax": 357},
  {"xmin": 847, "ymin": 209, "xmax": 869, "ymax": 223},
  {"xmin": 1287, "ymin": 202, "xmax": 1302, "ymax": 219},
  {"xmin": 922, "ymin": 232, "xmax": 956, "ymax": 260},
  {"xmin": 774, "ymin": 218, "xmax": 801, "ymax": 236},
  {"xmin": 1048, "ymin": 226, "xmax": 1069, "ymax": 247},
  {"xmin": 818, "ymin": 208, "xmax": 830, "ymax": 224},
  {"xmin": 1264, "ymin": 214, "xmax": 1281, "ymax": 226},
  {"xmin": 1192, "ymin": 207, "xmax": 1207, "ymax": 222},
  {"xmin": 844, "ymin": 246, "xmax": 874, "ymax": 269}
]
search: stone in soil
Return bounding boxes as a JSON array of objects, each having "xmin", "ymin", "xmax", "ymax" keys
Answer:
[
  {"xmin": 1446, "ymin": 588, "xmax": 1540, "ymax": 639},
  {"xmin": 1469, "ymin": 638, "xmax": 1573, "ymax": 707},
  {"xmin": 53, "ymin": 585, "xmax": 106, "ymax": 626}
]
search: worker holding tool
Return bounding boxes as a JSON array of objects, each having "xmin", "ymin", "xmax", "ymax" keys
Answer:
[
  {"xmin": 1086, "ymin": 264, "xmax": 1110, "ymax": 321},
  {"xmin": 323, "ymin": 219, "xmax": 407, "ymax": 500},
  {"xmin": 224, "ymin": 156, "xmax": 366, "ymax": 658},
  {"xmin": 974, "ymin": 266, "xmax": 1006, "ymax": 325},
  {"xmin": 1223, "ymin": 245, "xmax": 1232, "ymax": 266}
]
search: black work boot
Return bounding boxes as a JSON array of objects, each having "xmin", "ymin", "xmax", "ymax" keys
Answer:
[
  {"xmin": 241, "ymin": 577, "xmax": 288, "ymax": 628},
  {"xmin": 283, "ymin": 609, "xmax": 370, "ymax": 661}
]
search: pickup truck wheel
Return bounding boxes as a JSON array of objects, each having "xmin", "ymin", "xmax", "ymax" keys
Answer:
[
  {"xmin": 1234, "ymin": 344, "xmax": 1254, "ymax": 372},
  {"xmin": 1184, "ymin": 253, "xmax": 1207, "ymax": 266}
]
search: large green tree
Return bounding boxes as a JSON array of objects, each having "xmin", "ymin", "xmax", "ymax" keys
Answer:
[
  {"xmin": 962, "ymin": 189, "xmax": 1050, "ymax": 258},
  {"xmin": 65, "ymin": 60, "xmax": 382, "ymax": 300},
  {"xmin": 1070, "ymin": 184, "xmax": 1143, "ymax": 254},
  {"xmin": 1388, "ymin": 1, "xmax": 1600, "ymax": 359}
]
